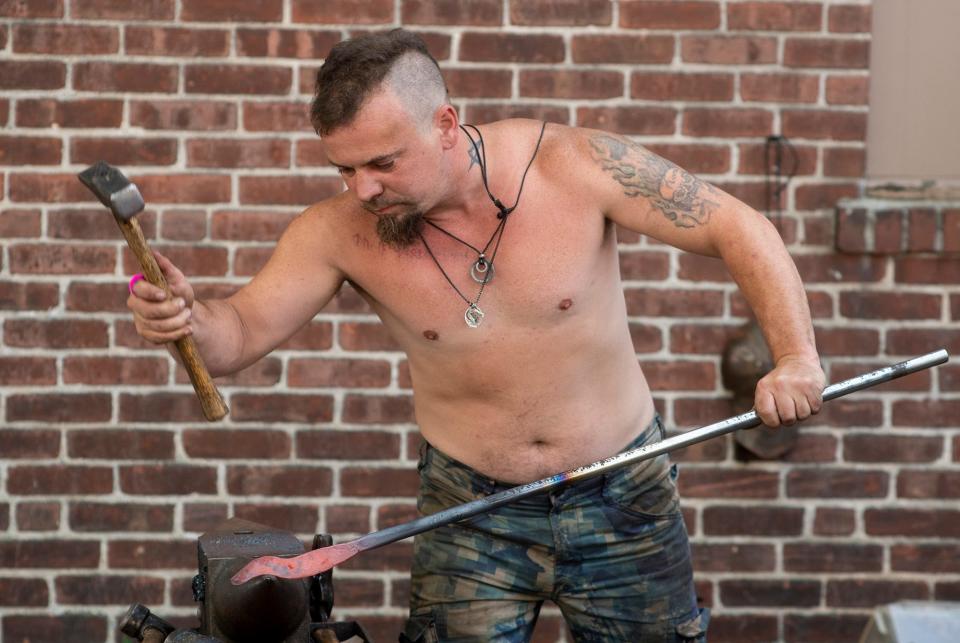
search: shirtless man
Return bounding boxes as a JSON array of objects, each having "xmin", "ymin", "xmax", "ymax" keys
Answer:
[{"xmin": 129, "ymin": 29, "xmax": 824, "ymax": 642}]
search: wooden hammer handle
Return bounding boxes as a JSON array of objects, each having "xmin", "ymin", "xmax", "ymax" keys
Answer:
[{"xmin": 116, "ymin": 214, "xmax": 229, "ymax": 422}]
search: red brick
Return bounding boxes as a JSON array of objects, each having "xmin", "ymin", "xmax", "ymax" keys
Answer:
[
  {"xmin": 125, "ymin": 26, "xmax": 229, "ymax": 56},
  {"xmin": 0, "ymin": 212, "xmax": 35, "ymax": 249},
  {"xmin": 887, "ymin": 324, "xmax": 960, "ymax": 356},
  {"xmin": 234, "ymin": 503, "xmax": 320, "ymax": 534},
  {"xmin": 226, "ymin": 465, "xmax": 332, "ymax": 496},
  {"xmin": 785, "ymin": 543, "xmax": 882, "ymax": 572},
  {"xmin": 9, "ymin": 243, "xmax": 114, "ymax": 275},
  {"xmin": 401, "ymin": 0, "xmax": 499, "ymax": 25},
  {"xmin": 0, "ymin": 281, "xmax": 60, "ymax": 310},
  {"xmin": 297, "ymin": 429, "xmax": 401, "ymax": 460},
  {"xmin": 741, "ymin": 73, "xmax": 819, "ymax": 103},
  {"xmin": 728, "ymin": 2, "xmax": 821, "ymax": 31},
  {"xmin": 713, "ymin": 181, "xmax": 768, "ymax": 211},
  {"xmin": 108, "ymin": 539, "xmax": 194, "ymax": 569},
  {"xmin": 278, "ymin": 320, "xmax": 334, "ymax": 350},
  {"xmin": 182, "ymin": 0, "xmax": 282, "ymax": 21},
  {"xmin": 896, "ymin": 256, "xmax": 960, "ymax": 284},
  {"xmin": 72, "ymin": 0, "xmax": 172, "ymax": 19},
  {"xmin": 7, "ymin": 393, "xmax": 112, "ymax": 423},
  {"xmin": 0, "ymin": 357, "xmax": 56, "ymax": 386},
  {"xmin": 341, "ymin": 467, "xmax": 419, "ymax": 497},
  {"xmin": 826, "ymin": 75, "xmax": 870, "ymax": 105},
  {"xmin": 936, "ymin": 582, "xmax": 960, "ymax": 601},
  {"xmin": 866, "ymin": 508, "xmax": 960, "ymax": 538},
  {"xmin": 708, "ymin": 614, "xmax": 778, "ymax": 642},
  {"xmin": 295, "ymin": 139, "xmax": 331, "ymax": 166},
  {"xmin": 4, "ymin": 318, "xmax": 107, "ymax": 348},
  {"xmin": 827, "ymin": 579, "xmax": 928, "ymax": 610},
  {"xmin": 0, "ymin": 61, "xmax": 65, "ymax": 90},
  {"xmin": 74, "ymin": 62, "xmax": 177, "ymax": 93},
  {"xmin": 342, "ymin": 395, "xmax": 415, "ymax": 424},
  {"xmin": 8, "ymin": 466, "xmax": 113, "ymax": 495},
  {"xmin": 15, "ymin": 502, "xmax": 60, "ymax": 531},
  {"xmin": 16, "ymin": 98, "xmax": 122, "ymax": 129},
  {"xmin": 71, "ymin": 137, "xmax": 178, "ymax": 166},
  {"xmin": 183, "ymin": 429, "xmax": 291, "ymax": 459},
  {"xmin": 185, "ymin": 64, "xmax": 291, "ymax": 95},
  {"xmin": 628, "ymin": 323, "xmax": 663, "ymax": 354},
  {"xmin": 13, "ymin": 23, "xmax": 117, "ymax": 54},
  {"xmin": 576, "ymin": 106, "xmax": 676, "ymax": 136},
  {"xmin": 620, "ymin": 1, "xmax": 720, "ymax": 29},
  {"xmin": 377, "ymin": 503, "xmax": 419, "ymax": 529},
  {"xmin": 841, "ymin": 291, "xmax": 941, "ymax": 320},
  {"xmin": 2, "ymin": 615, "xmax": 107, "ymax": 640},
  {"xmin": 209, "ymin": 211, "xmax": 294, "ymax": 242},
  {"xmin": 234, "ymin": 247, "xmax": 272, "ymax": 276},
  {"xmin": 785, "ymin": 38, "xmax": 870, "ymax": 69},
  {"xmin": 813, "ymin": 507, "xmax": 855, "ymax": 536},
  {"xmin": 572, "ymin": 34, "xmax": 673, "ymax": 64},
  {"xmin": 69, "ymin": 502, "xmax": 173, "ymax": 532},
  {"xmin": 783, "ymin": 109, "xmax": 867, "ymax": 141},
  {"xmin": 231, "ymin": 393, "xmax": 334, "ymax": 423},
  {"xmin": 157, "ymin": 208, "xmax": 206, "ymax": 241},
  {"xmin": 669, "ymin": 323, "xmax": 737, "ymax": 354},
  {"xmin": 444, "ymin": 68, "xmax": 513, "ymax": 98},
  {"xmin": 631, "ymin": 72, "xmax": 733, "ymax": 102},
  {"xmin": 795, "ymin": 183, "xmax": 860, "ymax": 211},
  {"xmin": 55, "ymin": 575, "xmax": 163, "ymax": 605},
  {"xmin": 648, "ymin": 143, "xmax": 730, "ymax": 175},
  {"xmin": 679, "ymin": 469, "xmax": 779, "ymax": 498},
  {"xmin": 131, "ymin": 100, "xmax": 237, "ymax": 130},
  {"xmin": 128, "ymin": 173, "xmax": 231, "ymax": 204},
  {"xmin": 829, "ymin": 5, "xmax": 872, "ymax": 33},
  {"xmin": 891, "ymin": 544, "xmax": 960, "ymax": 573},
  {"xmin": 67, "ymin": 429, "xmax": 175, "ymax": 460},
  {"xmin": 676, "ymin": 255, "xmax": 732, "ymax": 283},
  {"xmin": 681, "ymin": 35, "xmax": 777, "ymax": 64},
  {"xmin": 906, "ymin": 208, "xmax": 938, "ymax": 252},
  {"xmin": 0, "ymin": 135, "xmax": 61, "ymax": 164},
  {"xmin": 721, "ymin": 579, "xmax": 820, "ymax": 607},
  {"xmin": 824, "ymin": 147, "xmax": 866, "ymax": 177},
  {"xmin": 787, "ymin": 469, "xmax": 887, "ymax": 498},
  {"xmin": 619, "ymin": 250, "xmax": 670, "ymax": 281},
  {"xmin": 510, "ymin": 0, "xmax": 611, "ymax": 25},
  {"xmin": 116, "ymin": 392, "xmax": 212, "ymax": 423},
  {"xmin": 703, "ymin": 505, "xmax": 803, "ymax": 536},
  {"xmin": 520, "ymin": 70, "xmax": 623, "ymax": 99},
  {"xmin": 289, "ymin": 358, "xmax": 391, "ymax": 388},
  {"xmin": 683, "ymin": 108, "xmax": 773, "ymax": 138},
  {"xmin": 899, "ymin": 470, "xmax": 960, "ymax": 499},
  {"xmin": 183, "ymin": 503, "xmax": 229, "ymax": 533},
  {"xmin": 947, "ymin": 210, "xmax": 960, "ymax": 252},
  {"xmin": 738, "ymin": 142, "xmax": 817, "ymax": 176},
  {"xmin": 893, "ymin": 400, "xmax": 960, "ymax": 428},
  {"xmin": 0, "ymin": 429, "xmax": 59, "ymax": 458},
  {"xmin": 0, "ymin": 578, "xmax": 48, "ymax": 607},
  {"xmin": 339, "ymin": 321, "xmax": 401, "ymax": 351},
  {"xmin": 325, "ymin": 505, "xmax": 371, "ymax": 535},
  {"xmin": 237, "ymin": 28, "xmax": 340, "ymax": 58},
  {"xmin": 243, "ymin": 101, "xmax": 309, "ymax": 132},
  {"xmin": 1, "ymin": 0, "xmax": 62, "ymax": 17},
  {"xmin": 187, "ymin": 138, "xmax": 290, "ymax": 168},
  {"xmin": 239, "ymin": 175, "xmax": 342, "ymax": 206},
  {"xmin": 785, "ymin": 613, "xmax": 873, "ymax": 641},
  {"xmin": 119, "ymin": 464, "xmax": 217, "ymax": 495},
  {"xmin": 460, "ymin": 32, "xmax": 564, "ymax": 63},
  {"xmin": 813, "ymin": 327, "xmax": 879, "ymax": 356}
]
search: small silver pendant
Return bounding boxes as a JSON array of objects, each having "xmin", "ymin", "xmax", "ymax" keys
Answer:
[
  {"xmin": 464, "ymin": 304, "xmax": 484, "ymax": 328},
  {"xmin": 470, "ymin": 257, "xmax": 494, "ymax": 284}
]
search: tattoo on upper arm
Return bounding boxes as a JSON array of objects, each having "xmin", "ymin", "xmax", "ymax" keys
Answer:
[{"xmin": 589, "ymin": 133, "xmax": 720, "ymax": 228}]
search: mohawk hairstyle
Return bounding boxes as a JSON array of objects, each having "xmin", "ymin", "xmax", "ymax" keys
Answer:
[{"xmin": 311, "ymin": 29, "xmax": 448, "ymax": 136}]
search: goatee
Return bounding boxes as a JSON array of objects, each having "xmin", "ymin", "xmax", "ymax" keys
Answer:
[{"xmin": 376, "ymin": 210, "xmax": 425, "ymax": 248}]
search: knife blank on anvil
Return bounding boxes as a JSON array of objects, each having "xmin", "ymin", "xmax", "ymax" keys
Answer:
[{"xmin": 232, "ymin": 349, "xmax": 949, "ymax": 585}]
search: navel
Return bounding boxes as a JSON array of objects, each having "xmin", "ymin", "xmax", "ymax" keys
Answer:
[
  {"xmin": 423, "ymin": 329, "xmax": 439, "ymax": 341},
  {"xmin": 558, "ymin": 298, "xmax": 573, "ymax": 311}
]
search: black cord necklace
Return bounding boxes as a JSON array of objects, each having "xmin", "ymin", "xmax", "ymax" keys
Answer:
[{"xmin": 418, "ymin": 121, "xmax": 547, "ymax": 328}]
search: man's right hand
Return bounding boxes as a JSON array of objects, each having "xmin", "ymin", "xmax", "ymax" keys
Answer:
[{"xmin": 127, "ymin": 251, "xmax": 196, "ymax": 344}]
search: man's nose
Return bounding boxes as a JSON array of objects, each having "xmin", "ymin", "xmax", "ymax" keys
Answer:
[{"xmin": 353, "ymin": 170, "xmax": 384, "ymax": 202}]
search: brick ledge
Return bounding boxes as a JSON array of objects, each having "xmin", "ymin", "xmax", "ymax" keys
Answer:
[{"xmin": 835, "ymin": 198, "xmax": 960, "ymax": 255}]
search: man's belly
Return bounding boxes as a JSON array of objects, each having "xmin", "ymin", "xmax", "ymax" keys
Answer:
[{"xmin": 416, "ymin": 380, "xmax": 656, "ymax": 484}]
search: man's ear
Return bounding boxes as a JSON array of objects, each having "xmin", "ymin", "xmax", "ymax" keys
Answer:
[{"xmin": 435, "ymin": 104, "xmax": 459, "ymax": 150}]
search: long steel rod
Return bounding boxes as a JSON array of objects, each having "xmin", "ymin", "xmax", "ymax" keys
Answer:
[{"xmin": 232, "ymin": 349, "xmax": 949, "ymax": 584}]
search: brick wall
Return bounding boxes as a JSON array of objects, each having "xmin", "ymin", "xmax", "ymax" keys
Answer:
[{"xmin": 2, "ymin": 1, "xmax": 957, "ymax": 642}]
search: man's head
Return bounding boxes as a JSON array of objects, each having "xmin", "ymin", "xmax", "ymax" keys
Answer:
[{"xmin": 313, "ymin": 30, "xmax": 458, "ymax": 248}]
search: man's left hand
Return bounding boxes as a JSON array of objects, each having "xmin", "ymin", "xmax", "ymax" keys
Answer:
[{"xmin": 754, "ymin": 356, "xmax": 825, "ymax": 427}]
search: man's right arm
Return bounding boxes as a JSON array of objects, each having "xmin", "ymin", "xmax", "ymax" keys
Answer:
[{"xmin": 129, "ymin": 207, "xmax": 345, "ymax": 377}]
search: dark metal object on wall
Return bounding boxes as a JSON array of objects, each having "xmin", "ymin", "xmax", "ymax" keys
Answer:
[{"xmin": 721, "ymin": 321, "xmax": 799, "ymax": 459}]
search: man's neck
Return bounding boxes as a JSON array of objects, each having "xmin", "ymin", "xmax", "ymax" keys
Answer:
[{"xmin": 424, "ymin": 125, "xmax": 495, "ymax": 225}]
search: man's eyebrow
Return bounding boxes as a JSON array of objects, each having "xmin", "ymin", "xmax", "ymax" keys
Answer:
[{"xmin": 330, "ymin": 150, "xmax": 402, "ymax": 170}]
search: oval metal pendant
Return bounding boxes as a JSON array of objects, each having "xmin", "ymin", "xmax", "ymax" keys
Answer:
[
  {"xmin": 464, "ymin": 304, "xmax": 484, "ymax": 328},
  {"xmin": 470, "ymin": 258, "xmax": 494, "ymax": 284}
]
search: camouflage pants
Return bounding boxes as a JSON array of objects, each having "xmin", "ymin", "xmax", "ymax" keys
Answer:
[{"xmin": 404, "ymin": 415, "xmax": 707, "ymax": 643}]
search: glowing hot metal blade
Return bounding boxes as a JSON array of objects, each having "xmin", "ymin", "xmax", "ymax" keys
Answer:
[{"xmin": 232, "ymin": 349, "xmax": 949, "ymax": 584}]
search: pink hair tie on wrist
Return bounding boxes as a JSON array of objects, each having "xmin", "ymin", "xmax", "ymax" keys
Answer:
[{"xmin": 128, "ymin": 273, "xmax": 146, "ymax": 295}]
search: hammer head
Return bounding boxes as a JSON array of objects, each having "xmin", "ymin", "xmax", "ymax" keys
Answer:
[{"xmin": 78, "ymin": 161, "xmax": 145, "ymax": 220}]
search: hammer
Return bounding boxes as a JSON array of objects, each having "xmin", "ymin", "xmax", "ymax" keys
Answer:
[{"xmin": 78, "ymin": 161, "xmax": 229, "ymax": 421}]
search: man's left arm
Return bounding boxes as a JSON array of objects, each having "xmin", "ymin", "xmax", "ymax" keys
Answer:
[{"xmin": 582, "ymin": 129, "xmax": 824, "ymax": 427}]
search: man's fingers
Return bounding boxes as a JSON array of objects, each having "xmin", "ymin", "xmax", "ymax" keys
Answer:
[
  {"xmin": 127, "ymin": 293, "xmax": 187, "ymax": 320},
  {"xmin": 755, "ymin": 391, "xmax": 780, "ymax": 427}
]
